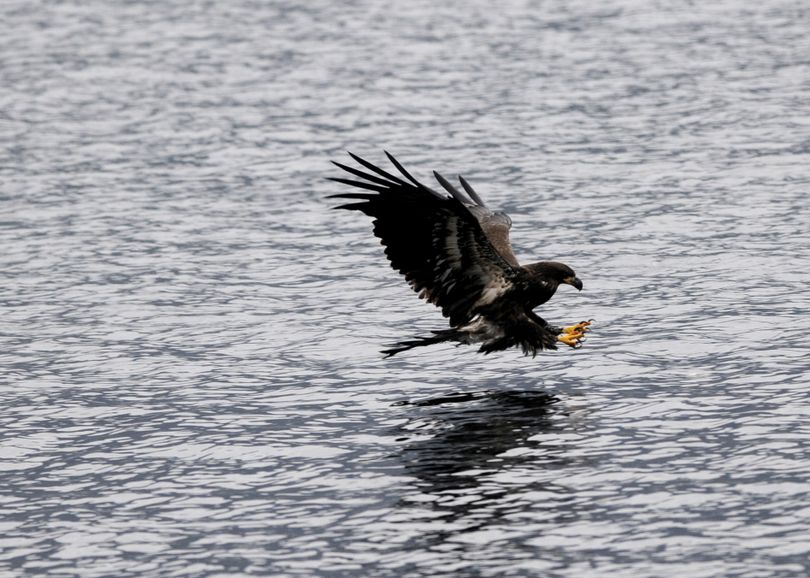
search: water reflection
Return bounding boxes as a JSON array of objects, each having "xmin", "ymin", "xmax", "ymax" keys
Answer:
[
  {"xmin": 394, "ymin": 390, "xmax": 573, "ymax": 555},
  {"xmin": 397, "ymin": 390, "xmax": 565, "ymax": 491}
]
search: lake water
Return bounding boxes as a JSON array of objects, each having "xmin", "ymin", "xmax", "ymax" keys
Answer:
[{"xmin": 2, "ymin": 1, "xmax": 810, "ymax": 576}]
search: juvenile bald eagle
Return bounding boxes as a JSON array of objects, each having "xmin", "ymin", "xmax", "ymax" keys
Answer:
[{"xmin": 328, "ymin": 152, "xmax": 592, "ymax": 357}]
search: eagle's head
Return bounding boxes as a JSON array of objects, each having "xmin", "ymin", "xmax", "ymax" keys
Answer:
[{"xmin": 530, "ymin": 261, "xmax": 583, "ymax": 291}]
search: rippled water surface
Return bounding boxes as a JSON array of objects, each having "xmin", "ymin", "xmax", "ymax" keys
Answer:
[{"xmin": 3, "ymin": 1, "xmax": 810, "ymax": 576}]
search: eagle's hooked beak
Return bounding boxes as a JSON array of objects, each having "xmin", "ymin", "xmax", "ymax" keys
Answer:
[{"xmin": 565, "ymin": 276, "xmax": 583, "ymax": 291}]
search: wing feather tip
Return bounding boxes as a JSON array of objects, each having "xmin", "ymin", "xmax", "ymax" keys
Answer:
[
  {"xmin": 332, "ymin": 202, "xmax": 370, "ymax": 211},
  {"xmin": 344, "ymin": 151, "xmax": 409, "ymax": 186},
  {"xmin": 458, "ymin": 175, "xmax": 487, "ymax": 207},
  {"xmin": 433, "ymin": 170, "xmax": 469, "ymax": 204}
]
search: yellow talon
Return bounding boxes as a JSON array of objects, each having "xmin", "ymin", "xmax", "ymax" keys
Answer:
[
  {"xmin": 557, "ymin": 320, "xmax": 594, "ymax": 348},
  {"xmin": 562, "ymin": 320, "xmax": 592, "ymax": 335},
  {"xmin": 557, "ymin": 332, "xmax": 583, "ymax": 348}
]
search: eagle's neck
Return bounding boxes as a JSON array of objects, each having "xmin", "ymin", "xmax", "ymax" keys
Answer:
[{"xmin": 520, "ymin": 265, "xmax": 560, "ymax": 309}]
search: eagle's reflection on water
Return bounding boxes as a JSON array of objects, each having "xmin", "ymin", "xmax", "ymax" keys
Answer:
[
  {"xmin": 395, "ymin": 390, "xmax": 567, "ymax": 486},
  {"xmin": 392, "ymin": 389, "xmax": 577, "ymax": 553}
]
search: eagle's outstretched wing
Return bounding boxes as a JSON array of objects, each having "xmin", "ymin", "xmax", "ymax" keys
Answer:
[
  {"xmin": 328, "ymin": 152, "xmax": 519, "ymax": 326},
  {"xmin": 431, "ymin": 170, "xmax": 520, "ymax": 267}
]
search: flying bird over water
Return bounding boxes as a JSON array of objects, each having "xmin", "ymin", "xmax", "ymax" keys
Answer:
[{"xmin": 328, "ymin": 152, "xmax": 592, "ymax": 357}]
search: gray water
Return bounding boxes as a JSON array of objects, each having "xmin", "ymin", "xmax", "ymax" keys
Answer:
[{"xmin": 3, "ymin": 1, "xmax": 810, "ymax": 576}]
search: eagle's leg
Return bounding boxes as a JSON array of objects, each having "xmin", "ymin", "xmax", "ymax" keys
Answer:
[{"xmin": 556, "ymin": 320, "xmax": 593, "ymax": 348}]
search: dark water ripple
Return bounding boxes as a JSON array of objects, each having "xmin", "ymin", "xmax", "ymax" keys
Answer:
[{"xmin": 2, "ymin": 0, "xmax": 810, "ymax": 576}]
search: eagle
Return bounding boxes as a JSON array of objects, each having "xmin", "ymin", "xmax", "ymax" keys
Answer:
[{"xmin": 328, "ymin": 152, "xmax": 592, "ymax": 357}]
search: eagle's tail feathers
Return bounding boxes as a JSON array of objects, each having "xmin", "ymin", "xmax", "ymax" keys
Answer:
[{"xmin": 381, "ymin": 329, "xmax": 460, "ymax": 358}]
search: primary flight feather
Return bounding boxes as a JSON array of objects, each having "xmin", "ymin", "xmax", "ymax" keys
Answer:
[{"xmin": 328, "ymin": 152, "xmax": 592, "ymax": 357}]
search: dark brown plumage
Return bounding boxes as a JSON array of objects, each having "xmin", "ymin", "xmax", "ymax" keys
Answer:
[{"xmin": 328, "ymin": 152, "xmax": 591, "ymax": 357}]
